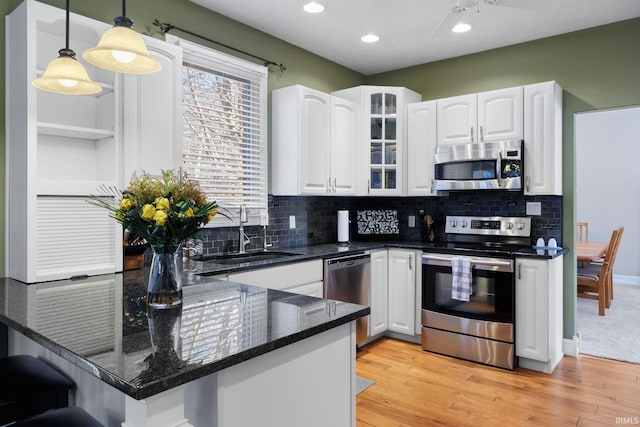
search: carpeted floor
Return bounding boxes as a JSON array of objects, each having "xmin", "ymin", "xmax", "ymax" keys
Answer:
[{"xmin": 576, "ymin": 283, "xmax": 640, "ymax": 364}]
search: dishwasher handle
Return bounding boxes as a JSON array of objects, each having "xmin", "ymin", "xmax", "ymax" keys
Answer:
[{"xmin": 324, "ymin": 253, "xmax": 370, "ymax": 267}]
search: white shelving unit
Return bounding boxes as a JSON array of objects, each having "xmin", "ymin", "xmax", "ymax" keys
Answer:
[{"xmin": 6, "ymin": 0, "xmax": 123, "ymax": 282}]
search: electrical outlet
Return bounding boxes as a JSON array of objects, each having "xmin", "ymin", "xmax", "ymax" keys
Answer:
[
  {"xmin": 289, "ymin": 215, "xmax": 296, "ymax": 229},
  {"xmin": 408, "ymin": 215, "xmax": 416, "ymax": 227},
  {"xmin": 526, "ymin": 202, "xmax": 542, "ymax": 216}
]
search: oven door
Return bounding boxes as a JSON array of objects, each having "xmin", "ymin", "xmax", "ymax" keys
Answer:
[{"xmin": 421, "ymin": 253, "xmax": 514, "ymax": 324}]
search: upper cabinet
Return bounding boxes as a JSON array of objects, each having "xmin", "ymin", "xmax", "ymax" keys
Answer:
[
  {"xmin": 436, "ymin": 93, "xmax": 477, "ymax": 145},
  {"xmin": 332, "ymin": 86, "xmax": 421, "ymax": 196},
  {"xmin": 523, "ymin": 81, "xmax": 563, "ymax": 196},
  {"xmin": 122, "ymin": 36, "xmax": 183, "ymax": 180},
  {"xmin": 437, "ymin": 87, "xmax": 523, "ymax": 145},
  {"xmin": 6, "ymin": 0, "xmax": 122, "ymax": 282},
  {"xmin": 407, "ymin": 101, "xmax": 437, "ymax": 196},
  {"xmin": 271, "ymin": 85, "xmax": 358, "ymax": 196}
]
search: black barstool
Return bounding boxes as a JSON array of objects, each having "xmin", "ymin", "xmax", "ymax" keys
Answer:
[
  {"xmin": 0, "ymin": 355, "xmax": 75, "ymax": 424},
  {"xmin": 13, "ymin": 407, "xmax": 103, "ymax": 427}
]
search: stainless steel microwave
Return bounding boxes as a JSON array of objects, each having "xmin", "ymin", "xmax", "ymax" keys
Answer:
[{"xmin": 433, "ymin": 140, "xmax": 523, "ymax": 191}]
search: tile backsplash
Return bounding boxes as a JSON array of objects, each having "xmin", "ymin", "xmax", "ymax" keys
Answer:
[{"xmin": 198, "ymin": 193, "xmax": 563, "ymax": 255}]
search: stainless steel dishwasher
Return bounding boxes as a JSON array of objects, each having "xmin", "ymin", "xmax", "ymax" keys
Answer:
[{"xmin": 324, "ymin": 253, "xmax": 371, "ymax": 344}]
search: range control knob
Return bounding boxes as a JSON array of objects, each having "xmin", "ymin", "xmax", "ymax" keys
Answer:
[
  {"xmin": 450, "ymin": 220, "xmax": 458, "ymax": 228},
  {"xmin": 505, "ymin": 223, "xmax": 514, "ymax": 230},
  {"xmin": 517, "ymin": 222, "xmax": 526, "ymax": 230},
  {"xmin": 460, "ymin": 221, "xmax": 468, "ymax": 228}
]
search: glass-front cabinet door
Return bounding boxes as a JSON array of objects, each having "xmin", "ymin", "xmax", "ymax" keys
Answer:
[
  {"xmin": 369, "ymin": 92, "xmax": 398, "ymax": 193},
  {"xmin": 331, "ymin": 85, "xmax": 422, "ymax": 196}
]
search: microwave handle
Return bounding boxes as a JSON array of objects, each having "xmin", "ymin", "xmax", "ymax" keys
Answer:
[
  {"xmin": 496, "ymin": 152, "xmax": 502, "ymax": 187},
  {"xmin": 480, "ymin": 125, "xmax": 484, "ymax": 142},
  {"xmin": 470, "ymin": 126, "xmax": 474, "ymax": 143}
]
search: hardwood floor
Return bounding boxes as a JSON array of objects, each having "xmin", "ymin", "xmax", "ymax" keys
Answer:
[{"xmin": 356, "ymin": 337, "xmax": 640, "ymax": 426}]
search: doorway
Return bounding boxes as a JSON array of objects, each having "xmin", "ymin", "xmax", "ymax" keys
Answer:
[{"xmin": 575, "ymin": 105, "xmax": 640, "ymax": 364}]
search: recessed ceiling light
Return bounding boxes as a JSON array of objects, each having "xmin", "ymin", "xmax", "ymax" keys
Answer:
[
  {"xmin": 303, "ymin": 2, "xmax": 325, "ymax": 13},
  {"xmin": 452, "ymin": 23, "xmax": 472, "ymax": 33},
  {"xmin": 361, "ymin": 34, "xmax": 380, "ymax": 43}
]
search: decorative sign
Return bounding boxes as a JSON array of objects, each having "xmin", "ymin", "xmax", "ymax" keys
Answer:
[{"xmin": 357, "ymin": 210, "xmax": 399, "ymax": 235}]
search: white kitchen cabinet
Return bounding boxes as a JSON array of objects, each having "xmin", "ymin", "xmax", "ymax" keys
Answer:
[
  {"xmin": 407, "ymin": 101, "xmax": 437, "ymax": 196},
  {"xmin": 368, "ymin": 250, "xmax": 389, "ymax": 337},
  {"xmin": 515, "ymin": 256, "xmax": 563, "ymax": 373},
  {"xmin": 436, "ymin": 93, "xmax": 477, "ymax": 145},
  {"xmin": 436, "ymin": 87, "xmax": 523, "ymax": 146},
  {"xmin": 122, "ymin": 36, "xmax": 183, "ymax": 179},
  {"xmin": 5, "ymin": 1, "xmax": 122, "ymax": 282},
  {"xmin": 332, "ymin": 86, "xmax": 421, "ymax": 196},
  {"xmin": 477, "ymin": 87, "xmax": 524, "ymax": 142},
  {"xmin": 228, "ymin": 259, "xmax": 324, "ymax": 297},
  {"xmin": 387, "ymin": 249, "xmax": 417, "ymax": 336},
  {"xmin": 523, "ymin": 81, "xmax": 563, "ymax": 195},
  {"xmin": 271, "ymin": 85, "xmax": 358, "ymax": 196}
]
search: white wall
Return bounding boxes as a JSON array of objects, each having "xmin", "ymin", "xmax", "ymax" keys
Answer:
[{"xmin": 575, "ymin": 106, "xmax": 640, "ymax": 283}]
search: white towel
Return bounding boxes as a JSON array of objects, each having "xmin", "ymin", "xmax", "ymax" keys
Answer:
[{"xmin": 451, "ymin": 256, "xmax": 472, "ymax": 301}]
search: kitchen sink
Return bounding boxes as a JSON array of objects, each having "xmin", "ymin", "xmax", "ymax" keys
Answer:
[{"xmin": 194, "ymin": 251, "xmax": 301, "ymax": 265}]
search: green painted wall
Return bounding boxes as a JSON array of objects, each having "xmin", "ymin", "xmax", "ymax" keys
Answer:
[
  {"xmin": 2, "ymin": 0, "xmax": 639, "ymax": 340},
  {"xmin": 365, "ymin": 18, "xmax": 640, "ymax": 340}
]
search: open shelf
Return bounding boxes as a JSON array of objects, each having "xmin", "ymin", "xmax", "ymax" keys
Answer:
[{"xmin": 37, "ymin": 121, "xmax": 114, "ymax": 140}]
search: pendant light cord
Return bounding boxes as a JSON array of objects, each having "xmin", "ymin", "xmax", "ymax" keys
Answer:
[
  {"xmin": 153, "ymin": 20, "xmax": 286, "ymax": 73},
  {"xmin": 65, "ymin": 0, "xmax": 70, "ymax": 50}
]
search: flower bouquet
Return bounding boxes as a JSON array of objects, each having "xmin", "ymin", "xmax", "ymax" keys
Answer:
[{"xmin": 89, "ymin": 170, "xmax": 221, "ymax": 307}]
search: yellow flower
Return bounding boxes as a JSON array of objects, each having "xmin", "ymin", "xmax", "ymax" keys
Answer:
[
  {"xmin": 153, "ymin": 209, "xmax": 168, "ymax": 226},
  {"xmin": 184, "ymin": 207, "xmax": 194, "ymax": 218},
  {"xmin": 207, "ymin": 207, "xmax": 217, "ymax": 222},
  {"xmin": 141, "ymin": 204, "xmax": 156, "ymax": 221},
  {"xmin": 119, "ymin": 198, "xmax": 133, "ymax": 211},
  {"xmin": 155, "ymin": 197, "xmax": 170, "ymax": 210}
]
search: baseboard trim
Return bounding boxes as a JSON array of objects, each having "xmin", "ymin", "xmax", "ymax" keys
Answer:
[
  {"xmin": 614, "ymin": 275, "xmax": 640, "ymax": 286},
  {"xmin": 563, "ymin": 335, "xmax": 580, "ymax": 357}
]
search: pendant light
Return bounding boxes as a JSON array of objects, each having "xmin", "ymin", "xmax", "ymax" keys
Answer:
[
  {"xmin": 32, "ymin": 0, "xmax": 101, "ymax": 95},
  {"xmin": 83, "ymin": 0, "xmax": 161, "ymax": 74}
]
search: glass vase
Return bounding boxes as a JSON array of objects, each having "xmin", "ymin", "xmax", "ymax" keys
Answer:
[{"xmin": 147, "ymin": 244, "xmax": 183, "ymax": 308}]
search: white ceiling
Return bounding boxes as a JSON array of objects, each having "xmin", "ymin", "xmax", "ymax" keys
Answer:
[{"xmin": 189, "ymin": 0, "xmax": 640, "ymax": 75}]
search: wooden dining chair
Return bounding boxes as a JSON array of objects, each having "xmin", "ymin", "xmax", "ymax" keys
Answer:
[
  {"xmin": 577, "ymin": 228, "xmax": 619, "ymax": 316},
  {"xmin": 577, "ymin": 222, "xmax": 589, "ymax": 243},
  {"xmin": 584, "ymin": 226, "xmax": 624, "ymax": 307}
]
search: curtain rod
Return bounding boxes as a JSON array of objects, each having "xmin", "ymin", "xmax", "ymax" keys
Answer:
[{"xmin": 153, "ymin": 20, "xmax": 286, "ymax": 73}]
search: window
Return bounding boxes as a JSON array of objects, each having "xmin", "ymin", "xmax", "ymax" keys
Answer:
[{"xmin": 174, "ymin": 37, "xmax": 268, "ymax": 226}]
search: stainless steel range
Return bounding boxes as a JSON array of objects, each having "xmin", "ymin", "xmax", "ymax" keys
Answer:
[{"xmin": 421, "ymin": 215, "xmax": 532, "ymax": 370}]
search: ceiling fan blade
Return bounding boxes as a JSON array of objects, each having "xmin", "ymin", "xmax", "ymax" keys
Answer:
[
  {"xmin": 429, "ymin": 6, "xmax": 465, "ymax": 39},
  {"xmin": 484, "ymin": 0, "xmax": 534, "ymax": 10}
]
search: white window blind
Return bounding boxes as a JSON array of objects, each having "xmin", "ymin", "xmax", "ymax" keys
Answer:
[{"xmin": 173, "ymin": 37, "xmax": 268, "ymax": 226}]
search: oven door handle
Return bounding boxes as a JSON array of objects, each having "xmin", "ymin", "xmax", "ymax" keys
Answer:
[{"xmin": 422, "ymin": 254, "xmax": 513, "ymax": 271}]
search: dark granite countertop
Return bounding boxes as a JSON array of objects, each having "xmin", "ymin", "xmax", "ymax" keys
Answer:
[
  {"xmin": 0, "ymin": 240, "xmax": 562, "ymax": 400},
  {"xmin": 186, "ymin": 240, "xmax": 565, "ymax": 279},
  {"xmin": 0, "ymin": 275, "xmax": 368, "ymax": 400}
]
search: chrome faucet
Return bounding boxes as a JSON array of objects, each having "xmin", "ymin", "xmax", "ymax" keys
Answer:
[{"xmin": 238, "ymin": 204, "xmax": 250, "ymax": 253}]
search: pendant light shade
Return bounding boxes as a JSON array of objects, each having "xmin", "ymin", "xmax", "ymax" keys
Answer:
[
  {"xmin": 33, "ymin": 49, "xmax": 102, "ymax": 95},
  {"xmin": 32, "ymin": 1, "xmax": 101, "ymax": 95},
  {"xmin": 82, "ymin": 4, "xmax": 162, "ymax": 75}
]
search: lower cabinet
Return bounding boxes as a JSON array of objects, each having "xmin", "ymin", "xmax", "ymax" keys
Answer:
[
  {"xmin": 515, "ymin": 255, "xmax": 563, "ymax": 373},
  {"xmin": 369, "ymin": 250, "xmax": 389, "ymax": 336},
  {"xmin": 387, "ymin": 249, "xmax": 417, "ymax": 335},
  {"xmin": 228, "ymin": 260, "xmax": 324, "ymax": 297},
  {"xmin": 369, "ymin": 249, "xmax": 420, "ymax": 339}
]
